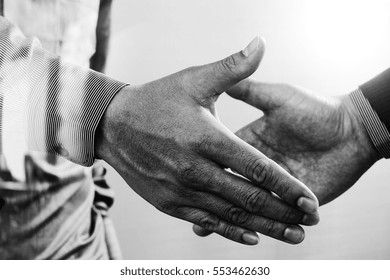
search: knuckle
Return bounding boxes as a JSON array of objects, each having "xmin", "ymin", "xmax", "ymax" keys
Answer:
[
  {"xmin": 245, "ymin": 158, "xmax": 273, "ymax": 186},
  {"xmin": 170, "ymin": 206, "xmax": 188, "ymax": 219},
  {"xmin": 198, "ymin": 170, "xmax": 221, "ymax": 192},
  {"xmin": 272, "ymin": 178, "xmax": 290, "ymax": 197},
  {"xmin": 244, "ymin": 190, "xmax": 268, "ymax": 213},
  {"xmin": 150, "ymin": 186, "xmax": 173, "ymax": 213},
  {"xmin": 279, "ymin": 206, "xmax": 295, "ymax": 222},
  {"xmin": 261, "ymin": 219, "xmax": 277, "ymax": 237},
  {"xmin": 176, "ymin": 161, "xmax": 202, "ymax": 184},
  {"xmin": 194, "ymin": 134, "xmax": 230, "ymax": 158},
  {"xmin": 198, "ymin": 214, "xmax": 219, "ymax": 230},
  {"xmin": 221, "ymin": 224, "xmax": 237, "ymax": 239},
  {"xmin": 154, "ymin": 198, "xmax": 176, "ymax": 214},
  {"xmin": 197, "ymin": 213, "xmax": 240, "ymax": 241},
  {"xmin": 227, "ymin": 206, "xmax": 252, "ymax": 226},
  {"xmin": 220, "ymin": 55, "xmax": 238, "ymax": 76},
  {"xmin": 194, "ymin": 134, "xmax": 214, "ymax": 154}
]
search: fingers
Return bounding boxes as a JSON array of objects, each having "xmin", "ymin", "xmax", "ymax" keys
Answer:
[
  {"xmin": 226, "ymin": 79, "xmax": 295, "ymax": 111},
  {"xmin": 197, "ymin": 128, "xmax": 319, "ymax": 215},
  {"xmin": 179, "ymin": 207, "xmax": 259, "ymax": 245},
  {"xmin": 184, "ymin": 37, "xmax": 265, "ymax": 103},
  {"xmin": 177, "ymin": 156, "xmax": 319, "ymax": 225},
  {"xmin": 181, "ymin": 206, "xmax": 305, "ymax": 245},
  {"xmin": 192, "ymin": 223, "xmax": 305, "ymax": 245},
  {"xmin": 190, "ymin": 191, "xmax": 306, "ymax": 244},
  {"xmin": 163, "ymin": 157, "xmax": 311, "ymax": 245}
]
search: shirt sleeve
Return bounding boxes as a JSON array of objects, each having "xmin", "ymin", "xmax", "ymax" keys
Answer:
[
  {"xmin": 349, "ymin": 68, "xmax": 390, "ymax": 158},
  {"xmin": 0, "ymin": 16, "xmax": 127, "ymax": 166}
]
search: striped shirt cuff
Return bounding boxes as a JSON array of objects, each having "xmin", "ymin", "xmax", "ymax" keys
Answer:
[
  {"xmin": 350, "ymin": 88, "xmax": 390, "ymax": 158},
  {"xmin": 25, "ymin": 65, "xmax": 128, "ymax": 166},
  {"xmin": 0, "ymin": 15, "xmax": 129, "ymax": 177}
]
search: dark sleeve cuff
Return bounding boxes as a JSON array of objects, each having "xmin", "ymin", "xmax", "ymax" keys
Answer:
[
  {"xmin": 359, "ymin": 68, "xmax": 390, "ymax": 131},
  {"xmin": 350, "ymin": 85, "xmax": 390, "ymax": 158}
]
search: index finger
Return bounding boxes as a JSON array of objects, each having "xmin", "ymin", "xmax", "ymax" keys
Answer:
[{"xmin": 198, "ymin": 126, "xmax": 319, "ymax": 214}]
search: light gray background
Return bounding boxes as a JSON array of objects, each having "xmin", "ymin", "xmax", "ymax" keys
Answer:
[{"xmin": 103, "ymin": 0, "xmax": 390, "ymax": 259}]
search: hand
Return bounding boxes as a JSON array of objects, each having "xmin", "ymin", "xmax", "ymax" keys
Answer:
[
  {"xmin": 193, "ymin": 80, "xmax": 379, "ymax": 238},
  {"xmin": 95, "ymin": 38, "xmax": 319, "ymax": 245},
  {"xmin": 226, "ymin": 81, "xmax": 380, "ymax": 204}
]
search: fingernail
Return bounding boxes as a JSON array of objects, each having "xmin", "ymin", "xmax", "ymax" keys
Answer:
[
  {"xmin": 242, "ymin": 36, "xmax": 259, "ymax": 57},
  {"xmin": 242, "ymin": 232, "xmax": 259, "ymax": 245},
  {"xmin": 297, "ymin": 196, "xmax": 318, "ymax": 214},
  {"xmin": 193, "ymin": 225, "xmax": 213, "ymax": 237},
  {"xmin": 284, "ymin": 227, "xmax": 304, "ymax": 244},
  {"xmin": 302, "ymin": 211, "xmax": 320, "ymax": 225}
]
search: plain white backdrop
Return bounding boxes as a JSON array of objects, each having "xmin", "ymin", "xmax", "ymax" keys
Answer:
[{"xmin": 104, "ymin": 0, "xmax": 390, "ymax": 259}]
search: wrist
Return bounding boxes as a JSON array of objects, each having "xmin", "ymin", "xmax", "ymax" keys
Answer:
[
  {"xmin": 94, "ymin": 85, "xmax": 132, "ymax": 161},
  {"xmin": 339, "ymin": 94, "xmax": 381, "ymax": 164}
]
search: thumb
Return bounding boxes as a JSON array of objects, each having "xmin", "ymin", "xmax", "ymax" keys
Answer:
[
  {"xmin": 187, "ymin": 36, "xmax": 265, "ymax": 99},
  {"xmin": 227, "ymin": 80, "xmax": 295, "ymax": 111}
]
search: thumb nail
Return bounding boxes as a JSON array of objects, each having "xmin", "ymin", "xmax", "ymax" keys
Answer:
[{"xmin": 242, "ymin": 36, "xmax": 260, "ymax": 57}]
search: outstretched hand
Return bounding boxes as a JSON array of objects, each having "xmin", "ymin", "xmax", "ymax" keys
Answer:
[
  {"xmin": 96, "ymin": 38, "xmax": 319, "ymax": 245},
  {"xmin": 226, "ymin": 81, "xmax": 379, "ymax": 204},
  {"xmin": 194, "ymin": 79, "xmax": 380, "ymax": 240}
]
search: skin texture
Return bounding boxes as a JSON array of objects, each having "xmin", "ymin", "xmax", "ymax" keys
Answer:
[
  {"xmin": 193, "ymin": 79, "xmax": 380, "ymax": 238},
  {"xmin": 95, "ymin": 38, "xmax": 320, "ymax": 245},
  {"xmin": 226, "ymin": 81, "xmax": 380, "ymax": 204}
]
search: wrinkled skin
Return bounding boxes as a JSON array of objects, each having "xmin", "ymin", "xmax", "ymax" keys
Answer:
[
  {"xmin": 95, "ymin": 39, "xmax": 319, "ymax": 246},
  {"xmin": 193, "ymin": 79, "xmax": 380, "ymax": 238},
  {"xmin": 228, "ymin": 81, "xmax": 379, "ymax": 204}
]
